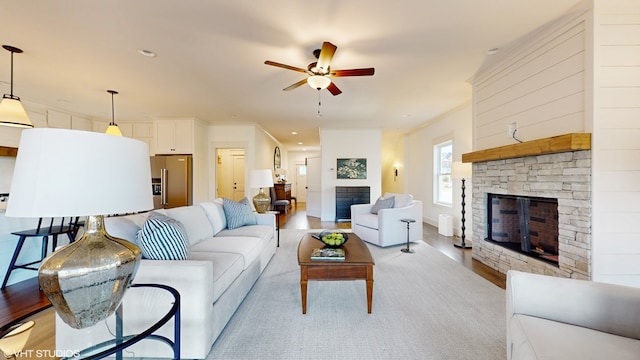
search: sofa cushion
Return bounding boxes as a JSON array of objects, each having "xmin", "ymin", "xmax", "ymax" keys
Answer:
[
  {"xmin": 371, "ymin": 196, "xmax": 395, "ymax": 214},
  {"xmin": 190, "ymin": 236, "xmax": 263, "ymax": 270},
  {"xmin": 223, "ymin": 198, "xmax": 257, "ymax": 230},
  {"xmin": 216, "ymin": 224, "xmax": 274, "ymax": 244},
  {"xmin": 188, "ymin": 251, "xmax": 244, "ymax": 303},
  {"xmin": 137, "ymin": 212, "xmax": 190, "ymax": 260},
  {"xmin": 509, "ymin": 314, "xmax": 640, "ymax": 360},
  {"xmin": 164, "ymin": 205, "xmax": 214, "ymax": 246},
  {"xmin": 354, "ymin": 213, "xmax": 379, "ymax": 230},
  {"xmin": 200, "ymin": 200, "xmax": 226, "ymax": 235},
  {"xmin": 384, "ymin": 192, "xmax": 413, "ymax": 208}
]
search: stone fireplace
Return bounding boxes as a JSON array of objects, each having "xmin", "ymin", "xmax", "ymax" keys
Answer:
[{"xmin": 464, "ymin": 134, "xmax": 592, "ymax": 280}]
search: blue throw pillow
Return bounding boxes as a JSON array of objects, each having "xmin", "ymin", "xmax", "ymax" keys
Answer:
[
  {"xmin": 223, "ymin": 198, "xmax": 257, "ymax": 230},
  {"xmin": 371, "ymin": 196, "xmax": 395, "ymax": 214},
  {"xmin": 137, "ymin": 212, "xmax": 190, "ymax": 260}
]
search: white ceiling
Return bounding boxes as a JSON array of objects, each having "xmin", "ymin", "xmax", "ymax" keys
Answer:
[{"xmin": 0, "ymin": 0, "xmax": 582, "ymax": 150}]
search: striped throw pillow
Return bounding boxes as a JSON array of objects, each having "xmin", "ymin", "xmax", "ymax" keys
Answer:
[
  {"xmin": 223, "ymin": 198, "xmax": 257, "ymax": 230},
  {"xmin": 137, "ymin": 212, "xmax": 190, "ymax": 260}
]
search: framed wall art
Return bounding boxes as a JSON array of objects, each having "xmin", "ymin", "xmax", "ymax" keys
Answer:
[{"xmin": 337, "ymin": 158, "xmax": 367, "ymax": 179}]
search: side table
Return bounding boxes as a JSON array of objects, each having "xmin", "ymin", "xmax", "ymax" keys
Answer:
[
  {"xmin": 400, "ymin": 219, "xmax": 416, "ymax": 253},
  {"xmin": 71, "ymin": 283, "xmax": 180, "ymax": 360}
]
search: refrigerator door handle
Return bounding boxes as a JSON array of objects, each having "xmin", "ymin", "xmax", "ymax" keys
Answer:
[{"xmin": 161, "ymin": 168, "xmax": 168, "ymax": 206}]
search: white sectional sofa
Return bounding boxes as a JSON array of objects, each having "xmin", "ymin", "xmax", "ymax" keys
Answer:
[
  {"xmin": 56, "ymin": 199, "xmax": 277, "ymax": 359},
  {"xmin": 506, "ymin": 270, "xmax": 640, "ymax": 360}
]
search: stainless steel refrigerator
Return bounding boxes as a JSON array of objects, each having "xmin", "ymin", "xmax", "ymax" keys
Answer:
[{"xmin": 150, "ymin": 155, "xmax": 193, "ymax": 209}]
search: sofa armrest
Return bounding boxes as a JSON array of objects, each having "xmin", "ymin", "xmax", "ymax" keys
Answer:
[
  {"xmin": 255, "ymin": 213, "xmax": 276, "ymax": 227},
  {"xmin": 377, "ymin": 201, "xmax": 423, "ymax": 241},
  {"xmin": 506, "ymin": 270, "xmax": 640, "ymax": 340},
  {"xmin": 133, "ymin": 259, "xmax": 215, "ymax": 319}
]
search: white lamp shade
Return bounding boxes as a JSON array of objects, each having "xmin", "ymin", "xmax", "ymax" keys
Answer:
[
  {"xmin": 0, "ymin": 97, "xmax": 33, "ymax": 128},
  {"xmin": 6, "ymin": 128, "xmax": 153, "ymax": 217},
  {"xmin": 451, "ymin": 161, "xmax": 472, "ymax": 179},
  {"xmin": 249, "ymin": 169, "xmax": 273, "ymax": 189},
  {"xmin": 307, "ymin": 75, "xmax": 331, "ymax": 90}
]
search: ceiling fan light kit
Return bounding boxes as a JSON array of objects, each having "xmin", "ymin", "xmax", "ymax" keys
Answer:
[
  {"xmin": 307, "ymin": 75, "xmax": 331, "ymax": 90},
  {"xmin": 265, "ymin": 41, "xmax": 374, "ymax": 97}
]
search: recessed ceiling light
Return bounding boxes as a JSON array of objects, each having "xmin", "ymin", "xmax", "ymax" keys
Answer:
[
  {"xmin": 291, "ymin": 131, "xmax": 298, "ymax": 135},
  {"xmin": 487, "ymin": 48, "xmax": 500, "ymax": 55},
  {"xmin": 137, "ymin": 49, "xmax": 157, "ymax": 57},
  {"xmin": 298, "ymin": 142, "xmax": 303, "ymax": 145}
]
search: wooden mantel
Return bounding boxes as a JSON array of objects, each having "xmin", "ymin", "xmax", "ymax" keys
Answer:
[
  {"xmin": 0, "ymin": 146, "xmax": 18, "ymax": 157},
  {"xmin": 462, "ymin": 133, "xmax": 591, "ymax": 163}
]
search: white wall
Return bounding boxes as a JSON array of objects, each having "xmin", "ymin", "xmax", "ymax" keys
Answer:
[
  {"xmin": 320, "ymin": 128, "xmax": 382, "ymax": 222},
  {"xmin": 381, "ymin": 132, "xmax": 405, "ymax": 194},
  {"xmin": 591, "ymin": 0, "xmax": 640, "ymax": 286},
  {"xmin": 472, "ymin": 3, "xmax": 591, "ymax": 149},
  {"xmin": 407, "ymin": 102, "xmax": 473, "ymax": 235}
]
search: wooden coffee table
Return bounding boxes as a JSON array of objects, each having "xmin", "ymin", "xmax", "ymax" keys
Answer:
[{"xmin": 297, "ymin": 232, "xmax": 375, "ymax": 314}]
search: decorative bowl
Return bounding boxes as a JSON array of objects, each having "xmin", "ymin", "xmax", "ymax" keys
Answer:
[{"xmin": 318, "ymin": 230, "xmax": 349, "ymax": 248}]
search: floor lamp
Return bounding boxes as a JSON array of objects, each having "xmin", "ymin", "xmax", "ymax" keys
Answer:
[{"xmin": 452, "ymin": 162, "xmax": 472, "ymax": 249}]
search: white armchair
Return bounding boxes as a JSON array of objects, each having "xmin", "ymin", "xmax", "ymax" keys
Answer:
[{"xmin": 351, "ymin": 193, "xmax": 423, "ymax": 247}]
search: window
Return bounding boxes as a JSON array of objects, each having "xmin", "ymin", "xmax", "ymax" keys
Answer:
[{"xmin": 434, "ymin": 141, "xmax": 453, "ymax": 206}]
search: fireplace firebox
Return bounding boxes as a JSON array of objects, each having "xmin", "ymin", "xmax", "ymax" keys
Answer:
[{"xmin": 487, "ymin": 194, "xmax": 559, "ymax": 266}]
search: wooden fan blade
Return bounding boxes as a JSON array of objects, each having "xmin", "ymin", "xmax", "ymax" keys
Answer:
[
  {"xmin": 331, "ymin": 68, "xmax": 375, "ymax": 77},
  {"xmin": 327, "ymin": 82, "xmax": 342, "ymax": 96},
  {"xmin": 283, "ymin": 78, "xmax": 308, "ymax": 91},
  {"xmin": 265, "ymin": 60, "xmax": 308, "ymax": 73},
  {"xmin": 316, "ymin": 42, "xmax": 337, "ymax": 74}
]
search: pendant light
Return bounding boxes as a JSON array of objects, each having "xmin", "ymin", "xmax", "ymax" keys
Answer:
[
  {"xmin": 0, "ymin": 45, "xmax": 33, "ymax": 128},
  {"xmin": 105, "ymin": 89, "xmax": 122, "ymax": 136}
]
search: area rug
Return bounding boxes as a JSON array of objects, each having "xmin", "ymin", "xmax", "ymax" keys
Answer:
[{"xmin": 207, "ymin": 229, "xmax": 506, "ymax": 360}]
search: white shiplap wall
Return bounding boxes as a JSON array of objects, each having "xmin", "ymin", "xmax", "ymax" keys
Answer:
[
  {"xmin": 472, "ymin": 9, "xmax": 589, "ymax": 149},
  {"xmin": 592, "ymin": 0, "xmax": 640, "ymax": 286}
]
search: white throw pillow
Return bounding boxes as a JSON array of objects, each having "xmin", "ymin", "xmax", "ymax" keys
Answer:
[
  {"xmin": 384, "ymin": 192, "xmax": 413, "ymax": 208},
  {"xmin": 200, "ymin": 200, "xmax": 227, "ymax": 234}
]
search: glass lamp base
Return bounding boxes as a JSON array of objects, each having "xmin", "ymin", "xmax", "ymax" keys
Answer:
[
  {"xmin": 38, "ymin": 215, "xmax": 141, "ymax": 329},
  {"xmin": 253, "ymin": 188, "xmax": 271, "ymax": 213}
]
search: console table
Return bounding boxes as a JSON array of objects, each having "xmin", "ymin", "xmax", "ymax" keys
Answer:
[{"xmin": 274, "ymin": 183, "xmax": 292, "ymax": 210}]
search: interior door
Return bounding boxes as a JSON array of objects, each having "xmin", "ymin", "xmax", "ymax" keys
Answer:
[
  {"xmin": 216, "ymin": 148, "xmax": 245, "ymax": 200},
  {"xmin": 306, "ymin": 157, "xmax": 321, "ymax": 218},
  {"xmin": 232, "ymin": 154, "xmax": 245, "ymax": 201},
  {"xmin": 294, "ymin": 163, "xmax": 307, "ymax": 203}
]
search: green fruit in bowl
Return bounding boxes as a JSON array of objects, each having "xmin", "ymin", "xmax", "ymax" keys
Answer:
[{"xmin": 321, "ymin": 232, "xmax": 347, "ymax": 247}]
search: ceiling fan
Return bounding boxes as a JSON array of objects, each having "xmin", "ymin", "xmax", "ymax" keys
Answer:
[{"xmin": 264, "ymin": 41, "xmax": 374, "ymax": 96}]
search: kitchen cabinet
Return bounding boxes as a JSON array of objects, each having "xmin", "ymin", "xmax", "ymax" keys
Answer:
[
  {"xmin": 47, "ymin": 110, "xmax": 71, "ymax": 129},
  {"xmin": 154, "ymin": 119, "xmax": 194, "ymax": 154},
  {"xmin": 71, "ymin": 116, "xmax": 92, "ymax": 131}
]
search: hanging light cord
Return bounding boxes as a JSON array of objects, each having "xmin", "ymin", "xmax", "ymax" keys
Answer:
[
  {"xmin": 108, "ymin": 90, "xmax": 118, "ymax": 125},
  {"xmin": 2, "ymin": 45, "xmax": 23, "ymax": 100},
  {"xmin": 8, "ymin": 50, "xmax": 14, "ymax": 96},
  {"xmin": 317, "ymin": 90, "xmax": 322, "ymax": 117}
]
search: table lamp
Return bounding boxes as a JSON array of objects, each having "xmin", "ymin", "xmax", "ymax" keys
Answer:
[
  {"xmin": 6, "ymin": 128, "xmax": 153, "ymax": 329},
  {"xmin": 249, "ymin": 169, "xmax": 273, "ymax": 213}
]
